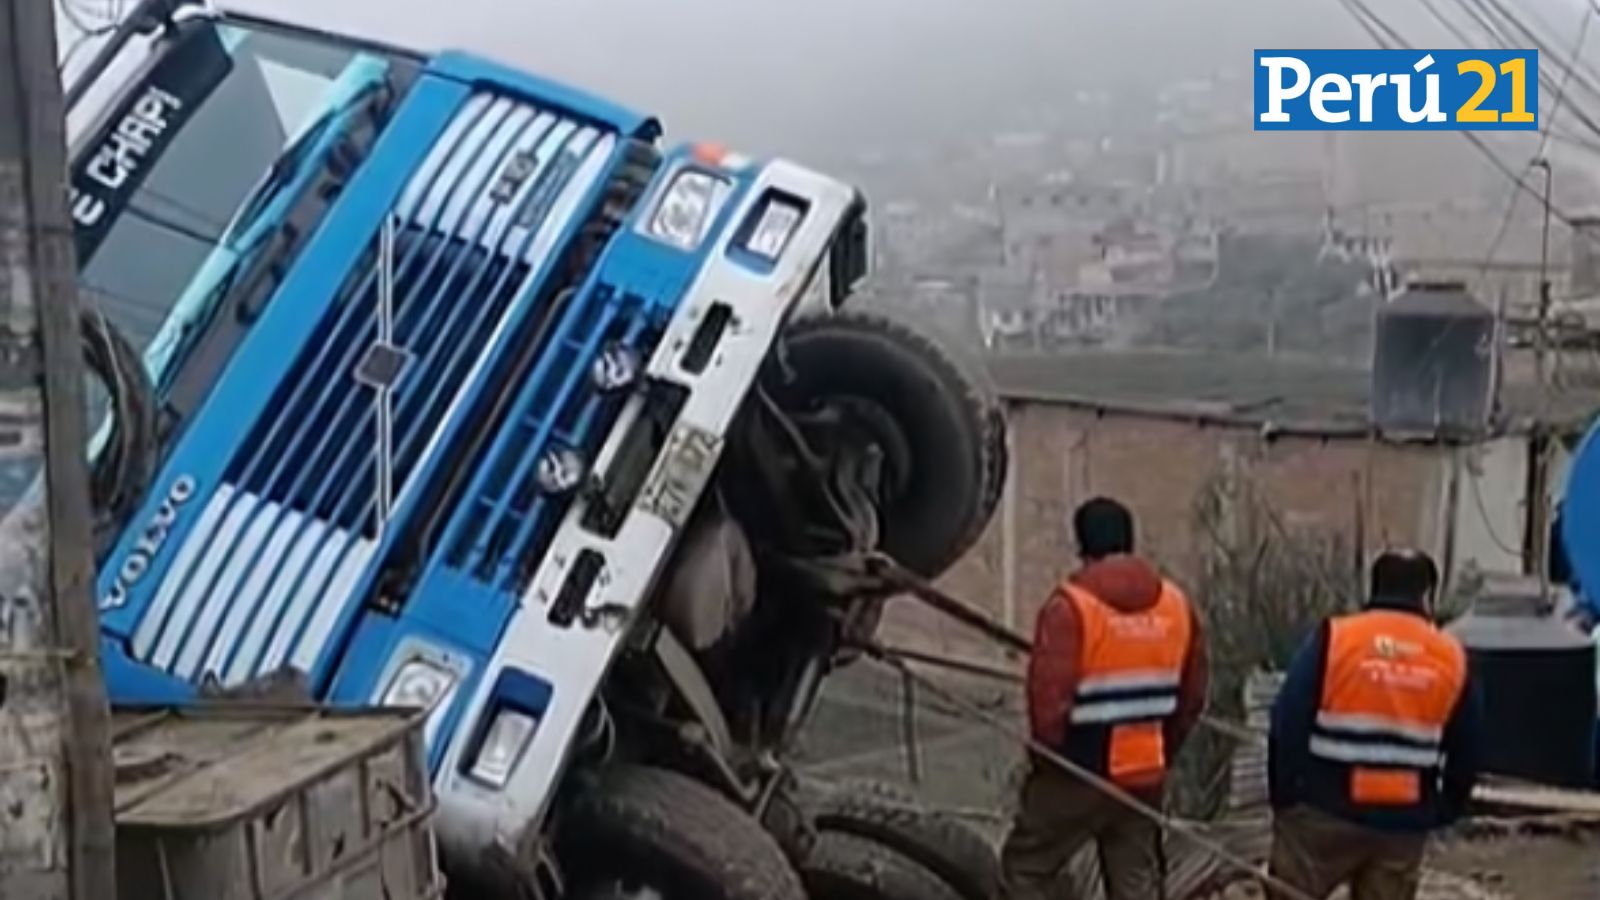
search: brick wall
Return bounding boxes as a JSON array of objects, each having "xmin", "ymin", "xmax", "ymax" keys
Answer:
[{"xmin": 883, "ymin": 399, "xmax": 1450, "ymax": 659}]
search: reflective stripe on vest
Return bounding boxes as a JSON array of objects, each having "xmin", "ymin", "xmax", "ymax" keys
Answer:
[
  {"xmin": 1312, "ymin": 610, "xmax": 1467, "ymax": 777},
  {"xmin": 1066, "ymin": 582, "xmax": 1193, "ymax": 727}
]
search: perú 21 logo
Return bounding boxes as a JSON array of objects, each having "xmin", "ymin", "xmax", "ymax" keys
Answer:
[{"xmin": 1254, "ymin": 49, "xmax": 1538, "ymax": 131}]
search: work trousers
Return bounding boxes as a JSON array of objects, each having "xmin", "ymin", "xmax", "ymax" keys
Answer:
[
  {"xmin": 1000, "ymin": 763, "xmax": 1163, "ymax": 900},
  {"xmin": 1266, "ymin": 805, "xmax": 1428, "ymax": 900}
]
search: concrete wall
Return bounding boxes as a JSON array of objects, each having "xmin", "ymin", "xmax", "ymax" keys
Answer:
[
  {"xmin": 1447, "ymin": 436, "xmax": 1528, "ymax": 582},
  {"xmin": 884, "ymin": 399, "xmax": 1535, "ymax": 660}
]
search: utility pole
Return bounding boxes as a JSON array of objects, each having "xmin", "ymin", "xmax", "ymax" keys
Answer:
[
  {"xmin": 0, "ymin": 2, "xmax": 118, "ymax": 899},
  {"xmin": 1265, "ymin": 285, "xmax": 1279, "ymax": 358},
  {"xmin": 1531, "ymin": 156, "xmax": 1554, "ymax": 602},
  {"xmin": 1533, "ymin": 157, "xmax": 1554, "ymax": 399}
]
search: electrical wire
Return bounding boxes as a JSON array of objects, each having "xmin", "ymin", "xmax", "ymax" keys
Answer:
[
  {"xmin": 1340, "ymin": 0, "xmax": 1593, "ymax": 236},
  {"xmin": 1545, "ymin": 129, "xmax": 1600, "ymax": 155},
  {"xmin": 1461, "ymin": 0, "xmax": 1600, "ymax": 134},
  {"xmin": 57, "ymin": 0, "xmax": 115, "ymax": 35},
  {"xmin": 1417, "ymin": 0, "xmax": 1485, "ymax": 45},
  {"xmin": 1442, "ymin": 0, "xmax": 1600, "ymax": 138},
  {"xmin": 57, "ymin": 0, "xmax": 140, "ymax": 81},
  {"xmin": 59, "ymin": 29, "xmax": 110, "ymax": 75},
  {"xmin": 1478, "ymin": 0, "xmax": 1600, "ymax": 105},
  {"xmin": 1449, "ymin": 0, "xmax": 1509, "ymax": 44},
  {"xmin": 1465, "ymin": 454, "xmax": 1526, "ymax": 556},
  {"xmin": 1479, "ymin": 3, "xmax": 1594, "ymax": 272}
]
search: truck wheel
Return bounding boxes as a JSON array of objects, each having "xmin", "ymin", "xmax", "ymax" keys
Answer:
[
  {"xmin": 926, "ymin": 323, "xmax": 1008, "ymax": 551},
  {"xmin": 802, "ymin": 779, "xmax": 1001, "ymax": 900},
  {"xmin": 800, "ymin": 830, "xmax": 965, "ymax": 900},
  {"xmin": 974, "ymin": 402, "xmax": 1009, "ymax": 546},
  {"xmin": 772, "ymin": 311, "xmax": 997, "ymax": 578},
  {"xmin": 558, "ymin": 765, "xmax": 807, "ymax": 900}
]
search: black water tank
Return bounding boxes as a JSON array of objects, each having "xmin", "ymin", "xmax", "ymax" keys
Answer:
[
  {"xmin": 1371, "ymin": 281, "xmax": 1493, "ymax": 437},
  {"xmin": 1448, "ymin": 575, "xmax": 1597, "ymax": 788}
]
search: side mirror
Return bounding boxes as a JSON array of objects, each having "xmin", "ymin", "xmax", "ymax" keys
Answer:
[{"xmin": 827, "ymin": 193, "xmax": 869, "ymax": 308}]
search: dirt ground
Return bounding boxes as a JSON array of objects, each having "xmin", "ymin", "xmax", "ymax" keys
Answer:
[
  {"xmin": 1423, "ymin": 830, "xmax": 1600, "ymax": 900},
  {"xmin": 1156, "ymin": 832, "xmax": 1600, "ymax": 900},
  {"xmin": 800, "ymin": 663, "xmax": 1600, "ymax": 900}
]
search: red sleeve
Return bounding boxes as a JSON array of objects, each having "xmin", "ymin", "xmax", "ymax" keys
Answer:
[{"xmin": 1027, "ymin": 588, "xmax": 1082, "ymax": 747}]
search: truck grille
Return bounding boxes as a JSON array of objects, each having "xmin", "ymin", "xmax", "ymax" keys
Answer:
[
  {"xmin": 129, "ymin": 93, "xmax": 621, "ymax": 686},
  {"xmin": 441, "ymin": 287, "xmax": 656, "ymax": 591}
]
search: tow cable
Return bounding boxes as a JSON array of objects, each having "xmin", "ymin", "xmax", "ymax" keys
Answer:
[{"xmin": 853, "ymin": 555, "xmax": 1324, "ymax": 900}]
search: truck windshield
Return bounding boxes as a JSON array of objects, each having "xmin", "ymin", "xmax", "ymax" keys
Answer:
[{"xmin": 71, "ymin": 18, "xmax": 394, "ymax": 357}]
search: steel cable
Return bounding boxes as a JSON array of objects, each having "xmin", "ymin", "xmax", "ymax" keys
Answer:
[{"xmin": 860, "ymin": 644, "xmax": 1319, "ymax": 900}]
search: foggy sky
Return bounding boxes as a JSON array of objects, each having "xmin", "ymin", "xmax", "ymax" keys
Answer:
[
  {"xmin": 213, "ymin": 0, "xmax": 1597, "ymax": 163},
  {"xmin": 59, "ymin": 0, "xmax": 1600, "ymax": 198}
]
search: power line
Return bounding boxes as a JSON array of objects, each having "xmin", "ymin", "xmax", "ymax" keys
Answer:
[
  {"xmin": 1448, "ymin": 0, "xmax": 1508, "ymax": 43},
  {"xmin": 1422, "ymin": 0, "xmax": 1600, "ymax": 142},
  {"xmin": 1443, "ymin": 0, "xmax": 1600, "ymax": 141},
  {"xmin": 1336, "ymin": 0, "xmax": 1595, "ymax": 404},
  {"xmin": 55, "ymin": 0, "xmax": 111, "ymax": 36},
  {"xmin": 55, "ymin": 0, "xmax": 118, "ymax": 74},
  {"xmin": 1489, "ymin": 0, "xmax": 1600, "ymax": 98},
  {"xmin": 1417, "ymin": 0, "xmax": 1483, "ymax": 45},
  {"xmin": 1477, "ymin": 0, "xmax": 1600, "ymax": 112},
  {"xmin": 1480, "ymin": 2, "xmax": 1595, "ymax": 271},
  {"xmin": 1544, "ymin": 128, "xmax": 1600, "ymax": 155},
  {"xmin": 1336, "ymin": 0, "xmax": 1597, "ymax": 243}
]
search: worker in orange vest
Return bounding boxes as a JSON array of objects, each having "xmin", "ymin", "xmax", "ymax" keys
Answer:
[
  {"xmin": 1267, "ymin": 550, "xmax": 1482, "ymax": 900},
  {"xmin": 1002, "ymin": 497, "xmax": 1210, "ymax": 900}
]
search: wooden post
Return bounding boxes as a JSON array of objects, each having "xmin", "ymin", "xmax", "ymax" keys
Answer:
[
  {"xmin": 1000, "ymin": 404, "xmax": 1018, "ymax": 630},
  {"xmin": 0, "ymin": 2, "xmax": 118, "ymax": 898}
]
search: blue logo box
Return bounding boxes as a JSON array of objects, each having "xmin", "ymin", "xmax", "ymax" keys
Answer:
[{"xmin": 1254, "ymin": 49, "xmax": 1539, "ymax": 131}]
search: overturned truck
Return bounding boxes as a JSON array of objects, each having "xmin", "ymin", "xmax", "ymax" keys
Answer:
[{"xmin": 65, "ymin": 3, "xmax": 1007, "ymax": 897}]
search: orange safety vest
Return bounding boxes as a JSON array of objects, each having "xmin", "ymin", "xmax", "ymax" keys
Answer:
[
  {"xmin": 1313, "ymin": 609, "xmax": 1468, "ymax": 807},
  {"xmin": 1065, "ymin": 581, "xmax": 1194, "ymax": 787}
]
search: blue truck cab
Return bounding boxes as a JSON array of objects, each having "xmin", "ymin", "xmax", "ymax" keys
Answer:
[{"xmin": 66, "ymin": 3, "xmax": 879, "ymax": 890}]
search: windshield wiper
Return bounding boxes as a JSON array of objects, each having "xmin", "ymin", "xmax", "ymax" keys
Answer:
[
  {"xmin": 180, "ymin": 76, "xmax": 388, "ymax": 338},
  {"xmin": 232, "ymin": 78, "xmax": 385, "ymax": 233},
  {"xmin": 154, "ymin": 77, "xmax": 391, "ymax": 429}
]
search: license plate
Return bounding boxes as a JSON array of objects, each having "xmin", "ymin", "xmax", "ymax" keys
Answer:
[{"xmin": 638, "ymin": 423, "xmax": 722, "ymax": 529}]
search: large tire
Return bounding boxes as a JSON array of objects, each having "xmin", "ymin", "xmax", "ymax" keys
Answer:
[
  {"xmin": 802, "ymin": 779, "xmax": 1001, "ymax": 900},
  {"xmin": 800, "ymin": 830, "xmax": 965, "ymax": 900},
  {"xmin": 773, "ymin": 311, "xmax": 997, "ymax": 578},
  {"xmin": 557, "ymin": 765, "xmax": 807, "ymax": 900},
  {"xmin": 926, "ymin": 322, "xmax": 1008, "ymax": 545},
  {"xmin": 974, "ymin": 401, "xmax": 1009, "ymax": 546}
]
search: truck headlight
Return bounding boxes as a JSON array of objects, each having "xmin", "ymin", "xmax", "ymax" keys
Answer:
[
  {"xmin": 381, "ymin": 656, "xmax": 461, "ymax": 745},
  {"xmin": 468, "ymin": 709, "xmax": 540, "ymax": 788},
  {"xmin": 646, "ymin": 168, "xmax": 730, "ymax": 250},
  {"xmin": 743, "ymin": 196, "xmax": 806, "ymax": 261},
  {"xmin": 591, "ymin": 343, "xmax": 641, "ymax": 392}
]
